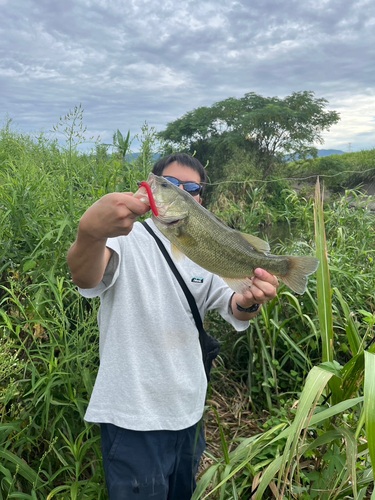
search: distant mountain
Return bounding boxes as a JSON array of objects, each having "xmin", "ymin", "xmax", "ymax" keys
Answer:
[
  {"xmin": 125, "ymin": 153, "xmax": 161, "ymax": 162},
  {"xmin": 317, "ymin": 149, "xmax": 344, "ymax": 157},
  {"xmin": 126, "ymin": 150, "xmax": 345, "ymax": 163},
  {"xmin": 284, "ymin": 149, "xmax": 345, "ymax": 162},
  {"xmin": 136, "ymin": 150, "xmax": 345, "ymax": 160}
]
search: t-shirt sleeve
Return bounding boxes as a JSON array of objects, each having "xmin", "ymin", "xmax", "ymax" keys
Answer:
[
  {"xmin": 78, "ymin": 237, "xmax": 121, "ymax": 298},
  {"xmin": 205, "ymin": 274, "xmax": 250, "ymax": 332}
]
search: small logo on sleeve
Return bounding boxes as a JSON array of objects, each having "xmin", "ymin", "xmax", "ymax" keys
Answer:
[{"xmin": 191, "ymin": 277, "xmax": 204, "ymax": 283}]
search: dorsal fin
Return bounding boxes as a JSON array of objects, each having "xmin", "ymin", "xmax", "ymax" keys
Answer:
[
  {"xmin": 240, "ymin": 232, "xmax": 270, "ymax": 253},
  {"xmin": 208, "ymin": 209, "xmax": 270, "ymax": 253}
]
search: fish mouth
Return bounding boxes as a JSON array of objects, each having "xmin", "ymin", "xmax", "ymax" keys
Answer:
[
  {"xmin": 147, "ymin": 173, "xmax": 188, "ymax": 226},
  {"xmin": 152, "ymin": 213, "xmax": 184, "ymax": 226}
]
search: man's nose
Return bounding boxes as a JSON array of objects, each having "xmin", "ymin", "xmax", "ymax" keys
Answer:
[{"xmin": 178, "ymin": 184, "xmax": 185, "ymax": 191}]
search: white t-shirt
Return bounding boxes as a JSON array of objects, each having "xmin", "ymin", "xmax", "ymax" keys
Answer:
[{"xmin": 79, "ymin": 219, "xmax": 249, "ymax": 431}]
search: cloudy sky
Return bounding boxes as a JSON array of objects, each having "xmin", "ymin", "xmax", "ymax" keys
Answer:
[{"xmin": 1, "ymin": 0, "xmax": 375, "ymax": 153}]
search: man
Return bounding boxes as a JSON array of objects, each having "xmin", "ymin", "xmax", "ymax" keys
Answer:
[{"xmin": 67, "ymin": 153, "xmax": 278, "ymax": 500}]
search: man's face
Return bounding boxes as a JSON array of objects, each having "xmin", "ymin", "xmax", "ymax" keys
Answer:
[{"xmin": 161, "ymin": 161, "xmax": 202, "ymax": 204}]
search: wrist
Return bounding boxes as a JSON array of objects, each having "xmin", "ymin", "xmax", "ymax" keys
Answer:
[
  {"xmin": 236, "ymin": 302, "xmax": 261, "ymax": 314},
  {"xmin": 78, "ymin": 216, "xmax": 107, "ymax": 243}
]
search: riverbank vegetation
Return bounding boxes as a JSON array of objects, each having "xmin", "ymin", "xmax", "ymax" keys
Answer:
[{"xmin": 1, "ymin": 109, "xmax": 375, "ymax": 499}]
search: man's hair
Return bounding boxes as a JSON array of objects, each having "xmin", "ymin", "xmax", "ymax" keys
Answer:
[{"xmin": 152, "ymin": 153, "xmax": 208, "ymax": 188}]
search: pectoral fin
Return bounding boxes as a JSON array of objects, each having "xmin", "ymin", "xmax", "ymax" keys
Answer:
[{"xmin": 171, "ymin": 244, "xmax": 186, "ymax": 262}]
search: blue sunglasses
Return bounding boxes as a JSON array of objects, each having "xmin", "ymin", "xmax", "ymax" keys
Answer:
[{"xmin": 163, "ymin": 176, "xmax": 202, "ymax": 196}]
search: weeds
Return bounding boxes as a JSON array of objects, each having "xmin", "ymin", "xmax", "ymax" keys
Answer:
[
  {"xmin": 196, "ymin": 180, "xmax": 375, "ymax": 499},
  {"xmin": 1, "ymin": 115, "xmax": 375, "ymax": 498}
]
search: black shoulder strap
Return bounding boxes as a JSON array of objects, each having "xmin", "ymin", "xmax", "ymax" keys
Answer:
[
  {"xmin": 141, "ymin": 220, "xmax": 204, "ymax": 332},
  {"xmin": 142, "ymin": 220, "xmax": 221, "ymax": 383}
]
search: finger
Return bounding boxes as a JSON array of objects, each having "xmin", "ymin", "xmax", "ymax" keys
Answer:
[
  {"xmin": 240, "ymin": 288, "xmax": 256, "ymax": 302},
  {"xmin": 119, "ymin": 193, "xmax": 151, "ymax": 215},
  {"xmin": 254, "ymin": 268, "xmax": 279, "ymax": 288},
  {"xmin": 133, "ymin": 187, "xmax": 150, "ymax": 205},
  {"xmin": 252, "ymin": 278, "xmax": 279, "ymax": 295},
  {"xmin": 241, "ymin": 277, "xmax": 273, "ymax": 299},
  {"xmin": 251, "ymin": 281, "xmax": 277, "ymax": 301},
  {"xmin": 248, "ymin": 276, "xmax": 278, "ymax": 302}
]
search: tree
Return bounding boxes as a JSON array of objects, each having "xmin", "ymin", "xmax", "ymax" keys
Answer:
[{"xmin": 158, "ymin": 91, "xmax": 340, "ymax": 178}]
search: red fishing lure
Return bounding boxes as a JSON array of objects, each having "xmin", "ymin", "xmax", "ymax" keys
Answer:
[{"xmin": 140, "ymin": 181, "xmax": 159, "ymax": 217}]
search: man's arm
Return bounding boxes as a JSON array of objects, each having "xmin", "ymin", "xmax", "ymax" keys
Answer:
[
  {"xmin": 230, "ymin": 268, "xmax": 279, "ymax": 321},
  {"xmin": 67, "ymin": 232, "xmax": 113, "ymax": 289},
  {"xmin": 67, "ymin": 192, "xmax": 150, "ymax": 289}
]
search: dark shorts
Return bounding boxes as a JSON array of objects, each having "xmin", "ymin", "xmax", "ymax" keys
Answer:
[{"xmin": 100, "ymin": 421, "xmax": 206, "ymax": 500}]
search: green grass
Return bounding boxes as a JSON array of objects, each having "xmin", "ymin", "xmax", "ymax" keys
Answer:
[
  {"xmin": 195, "ymin": 179, "xmax": 375, "ymax": 499},
  {"xmin": 1, "ymin": 114, "xmax": 375, "ymax": 498}
]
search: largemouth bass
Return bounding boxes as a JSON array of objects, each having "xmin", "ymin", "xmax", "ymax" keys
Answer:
[{"xmin": 147, "ymin": 174, "xmax": 319, "ymax": 295}]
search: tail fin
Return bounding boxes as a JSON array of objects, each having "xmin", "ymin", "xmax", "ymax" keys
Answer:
[{"xmin": 279, "ymin": 256, "xmax": 319, "ymax": 295}]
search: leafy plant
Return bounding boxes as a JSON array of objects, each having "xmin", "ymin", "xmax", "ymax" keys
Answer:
[
  {"xmin": 1, "ymin": 114, "xmax": 374, "ymax": 499},
  {"xmin": 0, "ymin": 113, "xmax": 162, "ymax": 499},
  {"xmin": 196, "ymin": 178, "xmax": 375, "ymax": 499}
]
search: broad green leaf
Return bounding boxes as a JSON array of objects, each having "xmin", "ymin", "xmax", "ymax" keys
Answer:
[
  {"xmin": 359, "ymin": 310, "xmax": 375, "ymax": 327},
  {"xmin": 196, "ymin": 425, "xmax": 287, "ymax": 499},
  {"xmin": 0, "ymin": 463, "xmax": 13, "ymax": 483},
  {"xmin": 277, "ymin": 365, "xmax": 333, "ymax": 487},
  {"xmin": 233, "ymin": 366, "xmax": 343, "ymax": 498},
  {"xmin": 334, "ymin": 287, "xmax": 361, "ymax": 355},
  {"xmin": 0, "ymin": 308, "xmax": 14, "ymax": 331},
  {"xmin": 364, "ymin": 351, "xmax": 375, "ymax": 482},
  {"xmin": 0, "ymin": 450, "xmax": 39, "ymax": 486},
  {"xmin": 269, "ymin": 397, "xmax": 363, "ymax": 445},
  {"xmin": 8, "ymin": 494, "xmax": 38, "ymax": 499},
  {"xmin": 23, "ymin": 259, "xmax": 37, "ymax": 272},
  {"xmin": 211, "ymin": 407, "xmax": 230, "ymax": 464},
  {"xmin": 46, "ymin": 485, "xmax": 70, "ymax": 500},
  {"xmin": 314, "ymin": 178, "xmax": 333, "ymax": 364},
  {"xmin": 341, "ymin": 351, "xmax": 365, "ymax": 400},
  {"xmin": 301, "ymin": 429, "xmax": 342, "ymax": 455},
  {"xmin": 319, "ymin": 360, "xmax": 343, "ymax": 378},
  {"xmin": 338, "ymin": 426, "xmax": 358, "ymax": 499},
  {"xmin": 192, "ymin": 465, "xmax": 220, "ymax": 500},
  {"xmin": 253, "ymin": 456, "xmax": 283, "ymax": 500},
  {"xmin": 314, "ymin": 179, "xmax": 341, "ymax": 404},
  {"xmin": 309, "ymin": 397, "xmax": 363, "ymax": 428}
]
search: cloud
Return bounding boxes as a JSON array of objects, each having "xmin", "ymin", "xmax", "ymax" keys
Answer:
[
  {"xmin": 1, "ymin": 0, "xmax": 374, "ymax": 151},
  {"xmin": 321, "ymin": 90, "xmax": 375, "ymax": 151}
]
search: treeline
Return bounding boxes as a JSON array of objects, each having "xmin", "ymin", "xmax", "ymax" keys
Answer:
[
  {"xmin": 155, "ymin": 91, "xmax": 374, "ymax": 205},
  {"xmin": 157, "ymin": 91, "xmax": 340, "ymax": 180}
]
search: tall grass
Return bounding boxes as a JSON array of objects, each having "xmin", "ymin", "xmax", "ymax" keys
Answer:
[
  {"xmin": 1, "ymin": 114, "xmax": 374, "ymax": 498},
  {"xmin": 195, "ymin": 179, "xmax": 375, "ymax": 499},
  {"xmin": 0, "ymin": 115, "xmax": 160, "ymax": 499}
]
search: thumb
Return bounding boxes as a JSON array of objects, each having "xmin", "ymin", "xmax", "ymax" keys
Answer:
[{"xmin": 133, "ymin": 186, "xmax": 150, "ymax": 206}]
